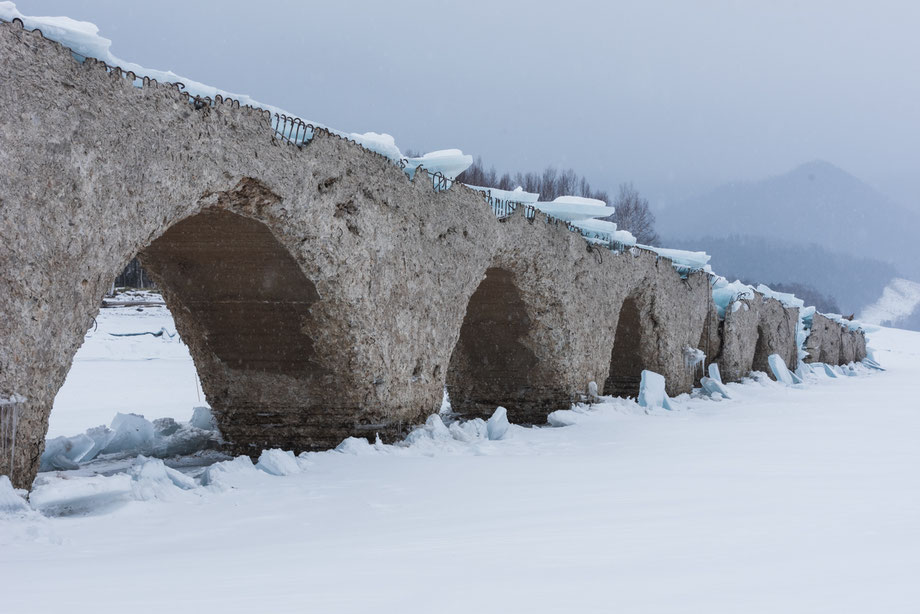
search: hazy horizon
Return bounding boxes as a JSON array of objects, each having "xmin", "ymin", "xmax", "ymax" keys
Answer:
[{"xmin": 14, "ymin": 0, "xmax": 920, "ymax": 211}]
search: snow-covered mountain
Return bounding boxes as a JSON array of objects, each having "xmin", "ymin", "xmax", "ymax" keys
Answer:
[
  {"xmin": 659, "ymin": 160, "xmax": 920, "ymax": 273},
  {"xmin": 860, "ymin": 278, "xmax": 920, "ymax": 330}
]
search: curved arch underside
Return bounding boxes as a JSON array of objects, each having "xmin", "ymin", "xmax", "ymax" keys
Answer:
[
  {"xmin": 605, "ymin": 297, "xmax": 644, "ymax": 398},
  {"xmin": 141, "ymin": 208, "xmax": 344, "ymax": 452},
  {"xmin": 446, "ymin": 267, "xmax": 561, "ymax": 423}
]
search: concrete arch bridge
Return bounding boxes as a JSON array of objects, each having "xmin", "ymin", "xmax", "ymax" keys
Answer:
[{"xmin": 0, "ymin": 22, "xmax": 865, "ymax": 488}]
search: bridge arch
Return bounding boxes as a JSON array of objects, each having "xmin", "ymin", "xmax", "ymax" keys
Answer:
[
  {"xmin": 604, "ymin": 294, "xmax": 647, "ymax": 398},
  {"xmin": 445, "ymin": 266, "xmax": 565, "ymax": 423},
  {"xmin": 139, "ymin": 204, "xmax": 339, "ymax": 452}
]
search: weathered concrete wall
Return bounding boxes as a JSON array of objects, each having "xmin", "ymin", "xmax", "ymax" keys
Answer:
[
  {"xmin": 0, "ymin": 24, "xmax": 500, "ymax": 485},
  {"xmin": 717, "ymin": 292, "xmax": 800, "ymax": 383},
  {"xmin": 0, "ymin": 22, "xmax": 869, "ymax": 487},
  {"xmin": 804, "ymin": 314, "xmax": 867, "ymax": 365},
  {"xmin": 445, "ymin": 213, "xmax": 712, "ymax": 423}
]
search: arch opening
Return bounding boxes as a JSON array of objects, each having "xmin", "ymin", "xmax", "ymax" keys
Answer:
[
  {"xmin": 140, "ymin": 208, "xmax": 321, "ymax": 376},
  {"xmin": 445, "ymin": 267, "xmax": 545, "ymax": 422},
  {"xmin": 47, "ymin": 207, "xmax": 331, "ymax": 472},
  {"xmin": 605, "ymin": 296, "xmax": 644, "ymax": 398},
  {"xmin": 139, "ymin": 207, "xmax": 337, "ymax": 451},
  {"xmin": 751, "ymin": 326, "xmax": 771, "ymax": 375}
]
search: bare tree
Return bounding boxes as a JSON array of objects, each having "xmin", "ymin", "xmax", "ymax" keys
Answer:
[{"xmin": 603, "ymin": 183, "xmax": 660, "ymax": 245}]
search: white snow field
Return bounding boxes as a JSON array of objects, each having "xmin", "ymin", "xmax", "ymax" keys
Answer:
[
  {"xmin": 2, "ymin": 303, "xmax": 919, "ymax": 613},
  {"xmin": 48, "ymin": 294, "xmax": 203, "ymax": 438}
]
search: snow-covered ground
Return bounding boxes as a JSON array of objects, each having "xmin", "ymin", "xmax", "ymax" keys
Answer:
[
  {"xmin": 48, "ymin": 294, "xmax": 203, "ymax": 437},
  {"xmin": 2, "ymin": 305, "xmax": 919, "ymax": 613}
]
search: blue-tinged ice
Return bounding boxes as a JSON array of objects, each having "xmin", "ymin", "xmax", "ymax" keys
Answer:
[
  {"xmin": 487, "ymin": 406, "xmax": 512, "ymax": 440},
  {"xmin": 711, "ymin": 277, "xmax": 755, "ymax": 319},
  {"xmin": 638, "ymin": 246, "xmax": 711, "ymax": 273},
  {"xmin": 637, "ymin": 370, "xmax": 675, "ymax": 410},
  {"xmin": 0, "ymin": 475, "xmax": 29, "ymax": 514},
  {"xmin": 535, "ymin": 196, "xmax": 614, "ymax": 221},
  {"xmin": 100, "ymin": 412, "xmax": 156, "ymax": 455},
  {"xmin": 189, "ymin": 406, "xmax": 218, "ymax": 432},
  {"xmin": 700, "ymin": 364, "xmax": 732, "ymax": 399},
  {"xmin": 768, "ymin": 354, "xmax": 795, "ymax": 386}
]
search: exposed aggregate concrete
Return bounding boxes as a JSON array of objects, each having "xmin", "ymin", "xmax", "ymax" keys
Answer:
[{"xmin": 0, "ymin": 23, "xmax": 866, "ymax": 487}]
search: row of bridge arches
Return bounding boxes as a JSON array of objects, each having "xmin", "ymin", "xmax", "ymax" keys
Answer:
[{"xmin": 78, "ymin": 209, "xmax": 667, "ymax": 449}]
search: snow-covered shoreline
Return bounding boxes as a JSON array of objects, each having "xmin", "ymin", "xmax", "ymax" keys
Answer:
[{"xmin": 2, "ymin": 325, "xmax": 917, "ymax": 613}]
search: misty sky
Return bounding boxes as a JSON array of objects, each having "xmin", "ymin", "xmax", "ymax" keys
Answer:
[{"xmin": 16, "ymin": 0, "xmax": 920, "ymax": 210}]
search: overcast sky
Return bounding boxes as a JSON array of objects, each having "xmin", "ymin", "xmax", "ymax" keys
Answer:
[{"xmin": 17, "ymin": 0, "xmax": 920, "ymax": 210}]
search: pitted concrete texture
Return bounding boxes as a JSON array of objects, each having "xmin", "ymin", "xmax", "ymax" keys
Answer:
[
  {"xmin": 804, "ymin": 314, "xmax": 867, "ymax": 365},
  {"xmin": 0, "ymin": 23, "xmax": 867, "ymax": 487},
  {"xmin": 717, "ymin": 292, "xmax": 800, "ymax": 383},
  {"xmin": 445, "ymin": 218, "xmax": 712, "ymax": 422}
]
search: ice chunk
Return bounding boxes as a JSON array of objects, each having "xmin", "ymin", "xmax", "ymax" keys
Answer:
[
  {"xmin": 700, "ymin": 376, "xmax": 731, "ymax": 400},
  {"xmin": 408, "ymin": 414, "xmax": 454, "ymax": 445},
  {"xmin": 129, "ymin": 456, "xmax": 197, "ymax": 501},
  {"xmin": 335, "ymin": 437, "xmax": 377, "ymax": 455},
  {"xmin": 822, "ymin": 363, "xmax": 838, "ymax": 378},
  {"xmin": 587, "ymin": 381, "xmax": 599, "ymax": 401},
  {"xmin": 189, "ymin": 406, "xmax": 219, "ymax": 432},
  {"xmin": 201, "ymin": 455, "xmax": 259, "ymax": 489},
  {"xmin": 152, "ymin": 423, "xmax": 220, "ymax": 457},
  {"xmin": 83, "ymin": 425, "xmax": 113, "ymax": 461},
  {"xmin": 711, "ymin": 277, "xmax": 755, "ymax": 319},
  {"xmin": 863, "ymin": 358, "xmax": 886, "ymax": 371},
  {"xmin": 547, "ymin": 410, "xmax": 579, "ymax": 427},
  {"xmin": 768, "ymin": 354, "xmax": 795, "ymax": 386},
  {"xmin": 535, "ymin": 196, "xmax": 614, "ymax": 221},
  {"xmin": 448, "ymin": 418, "xmax": 487, "ymax": 442},
  {"xmin": 39, "ymin": 433, "xmax": 96, "ymax": 471},
  {"xmin": 795, "ymin": 361, "xmax": 814, "ymax": 380},
  {"xmin": 638, "ymin": 245, "xmax": 711, "ymax": 272},
  {"xmin": 0, "ymin": 475, "xmax": 29, "ymax": 514},
  {"xmin": 637, "ymin": 371, "xmax": 675, "ymax": 410},
  {"xmin": 153, "ymin": 417, "xmax": 180, "ymax": 437},
  {"xmin": 404, "ymin": 149, "xmax": 473, "ymax": 181},
  {"xmin": 487, "ymin": 407, "xmax": 511, "ymax": 440},
  {"xmin": 708, "ymin": 363, "xmax": 724, "ymax": 384},
  {"xmin": 467, "ymin": 185, "xmax": 540, "ymax": 205},
  {"xmin": 255, "ymin": 449, "xmax": 302, "ymax": 476},
  {"xmin": 100, "ymin": 412, "xmax": 155, "ymax": 455}
]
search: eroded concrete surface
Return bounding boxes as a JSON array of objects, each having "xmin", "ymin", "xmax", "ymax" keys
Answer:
[{"xmin": 0, "ymin": 23, "xmax": 866, "ymax": 487}]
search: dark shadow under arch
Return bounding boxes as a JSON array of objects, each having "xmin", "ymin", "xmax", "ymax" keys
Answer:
[
  {"xmin": 446, "ymin": 267, "xmax": 548, "ymax": 422},
  {"xmin": 141, "ymin": 208, "xmax": 322, "ymax": 376},
  {"xmin": 139, "ymin": 207, "xmax": 336, "ymax": 451},
  {"xmin": 751, "ymin": 326, "xmax": 771, "ymax": 375},
  {"xmin": 604, "ymin": 296, "xmax": 644, "ymax": 398}
]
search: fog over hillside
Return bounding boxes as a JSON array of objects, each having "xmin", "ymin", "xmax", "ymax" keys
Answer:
[
  {"xmin": 660, "ymin": 161, "xmax": 920, "ymax": 326},
  {"xmin": 660, "ymin": 161, "xmax": 920, "ymax": 273}
]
